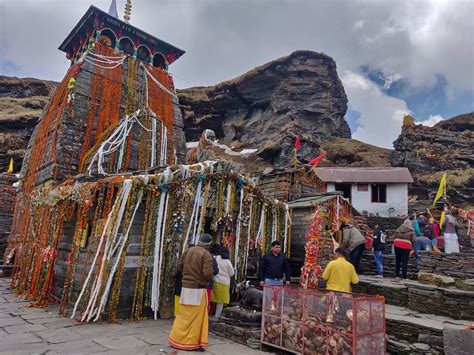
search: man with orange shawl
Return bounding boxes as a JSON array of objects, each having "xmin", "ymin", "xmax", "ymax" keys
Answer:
[{"xmin": 168, "ymin": 234, "xmax": 214, "ymax": 351}]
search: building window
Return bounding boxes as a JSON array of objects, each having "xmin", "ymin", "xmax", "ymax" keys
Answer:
[
  {"xmin": 371, "ymin": 184, "xmax": 387, "ymax": 203},
  {"xmin": 357, "ymin": 183, "xmax": 368, "ymax": 192}
]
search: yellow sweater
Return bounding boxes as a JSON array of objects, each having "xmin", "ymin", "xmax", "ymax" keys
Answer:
[{"xmin": 322, "ymin": 257, "xmax": 359, "ymax": 293}]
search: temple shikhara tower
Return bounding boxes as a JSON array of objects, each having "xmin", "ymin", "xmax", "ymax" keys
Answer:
[{"xmin": 5, "ymin": 2, "xmax": 290, "ymax": 322}]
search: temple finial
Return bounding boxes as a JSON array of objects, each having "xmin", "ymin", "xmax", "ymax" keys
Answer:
[
  {"xmin": 108, "ymin": 0, "xmax": 119, "ymax": 18},
  {"xmin": 124, "ymin": 0, "xmax": 132, "ymax": 23}
]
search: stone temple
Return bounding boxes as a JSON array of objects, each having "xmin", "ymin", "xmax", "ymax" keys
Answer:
[{"xmin": 4, "ymin": 3, "xmax": 290, "ymax": 322}]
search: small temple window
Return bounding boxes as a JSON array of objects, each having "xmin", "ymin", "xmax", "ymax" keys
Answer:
[
  {"xmin": 152, "ymin": 53, "xmax": 166, "ymax": 69},
  {"xmin": 119, "ymin": 37, "xmax": 135, "ymax": 56},
  {"xmin": 98, "ymin": 29, "xmax": 116, "ymax": 48},
  {"xmin": 137, "ymin": 46, "xmax": 151, "ymax": 63}
]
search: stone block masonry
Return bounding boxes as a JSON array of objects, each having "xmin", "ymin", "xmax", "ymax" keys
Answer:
[
  {"xmin": 353, "ymin": 275, "xmax": 474, "ymax": 321},
  {"xmin": 0, "ymin": 173, "xmax": 17, "ymax": 259},
  {"xmin": 419, "ymin": 252, "xmax": 474, "ymax": 280},
  {"xmin": 385, "ymin": 304, "xmax": 471, "ymax": 354}
]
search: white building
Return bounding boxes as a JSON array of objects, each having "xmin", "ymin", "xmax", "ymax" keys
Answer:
[{"xmin": 312, "ymin": 167, "xmax": 413, "ymax": 217}]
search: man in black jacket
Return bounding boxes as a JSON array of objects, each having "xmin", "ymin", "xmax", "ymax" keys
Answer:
[{"xmin": 258, "ymin": 240, "xmax": 291, "ymax": 286}]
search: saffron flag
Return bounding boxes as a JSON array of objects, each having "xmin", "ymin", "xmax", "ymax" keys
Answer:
[
  {"xmin": 295, "ymin": 135, "xmax": 301, "ymax": 150},
  {"xmin": 309, "ymin": 151, "xmax": 327, "ymax": 166},
  {"xmin": 7, "ymin": 158, "xmax": 13, "ymax": 173},
  {"xmin": 432, "ymin": 172, "xmax": 447, "ymax": 207}
]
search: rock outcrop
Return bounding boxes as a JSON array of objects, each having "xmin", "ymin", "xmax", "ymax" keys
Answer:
[
  {"xmin": 391, "ymin": 114, "xmax": 474, "ymax": 207},
  {"xmin": 320, "ymin": 138, "xmax": 391, "ymax": 167},
  {"xmin": 178, "ymin": 50, "xmax": 350, "ymax": 167},
  {"xmin": 0, "ymin": 76, "xmax": 57, "ymax": 172}
]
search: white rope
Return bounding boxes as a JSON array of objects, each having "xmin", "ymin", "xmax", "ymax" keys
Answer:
[
  {"xmin": 155, "ymin": 179, "xmax": 170, "ymax": 317},
  {"xmin": 151, "ymin": 169, "xmax": 171, "ymax": 319},
  {"xmin": 272, "ymin": 208, "xmax": 277, "ymax": 242},
  {"xmin": 224, "ymin": 182, "xmax": 231, "ymax": 215},
  {"xmin": 87, "ymin": 51, "xmax": 125, "ymax": 61},
  {"xmin": 162, "ymin": 126, "xmax": 168, "ymax": 166},
  {"xmin": 234, "ymin": 187, "xmax": 244, "ymax": 273},
  {"xmin": 243, "ymin": 196, "xmax": 254, "ymax": 275},
  {"xmin": 196, "ymin": 180, "xmax": 210, "ymax": 238},
  {"xmin": 283, "ymin": 205, "xmax": 289, "ymax": 253},
  {"xmin": 94, "ymin": 188, "xmax": 143, "ymax": 321},
  {"xmin": 70, "ymin": 181, "xmax": 131, "ymax": 320},
  {"xmin": 144, "ymin": 66, "xmax": 178, "ymax": 99},
  {"xmin": 151, "ymin": 114, "xmax": 157, "ymax": 167},
  {"xmin": 87, "ymin": 110, "xmax": 171, "ymax": 175},
  {"xmin": 192, "ymin": 181, "xmax": 204, "ymax": 245},
  {"xmin": 84, "ymin": 58, "xmax": 124, "ymax": 70},
  {"xmin": 83, "ymin": 180, "xmax": 132, "ymax": 322},
  {"xmin": 256, "ymin": 202, "xmax": 265, "ymax": 246}
]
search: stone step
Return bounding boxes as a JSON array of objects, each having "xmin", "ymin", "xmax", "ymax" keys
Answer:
[
  {"xmin": 353, "ymin": 275, "xmax": 474, "ymax": 321},
  {"xmin": 385, "ymin": 304, "xmax": 471, "ymax": 354},
  {"xmin": 360, "ymin": 252, "xmax": 418, "ymax": 279},
  {"xmin": 419, "ymin": 251, "xmax": 474, "ymax": 280}
]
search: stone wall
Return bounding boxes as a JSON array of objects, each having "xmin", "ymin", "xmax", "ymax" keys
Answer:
[
  {"xmin": 419, "ymin": 252, "xmax": 474, "ymax": 280},
  {"xmin": 0, "ymin": 173, "xmax": 17, "ymax": 258},
  {"xmin": 53, "ymin": 203, "xmax": 167, "ymax": 319},
  {"xmin": 353, "ymin": 276, "xmax": 474, "ymax": 321}
]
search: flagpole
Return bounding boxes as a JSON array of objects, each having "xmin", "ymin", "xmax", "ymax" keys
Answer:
[{"xmin": 443, "ymin": 170, "xmax": 447, "ymax": 203}]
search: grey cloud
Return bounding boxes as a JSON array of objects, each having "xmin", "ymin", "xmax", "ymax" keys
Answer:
[{"xmin": 1, "ymin": 0, "xmax": 472, "ymax": 148}]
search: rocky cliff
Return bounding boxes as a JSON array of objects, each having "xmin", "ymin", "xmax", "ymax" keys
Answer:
[
  {"xmin": 0, "ymin": 76, "xmax": 57, "ymax": 172},
  {"xmin": 391, "ymin": 115, "xmax": 474, "ymax": 207},
  {"xmin": 0, "ymin": 61, "xmax": 472, "ymax": 209},
  {"xmin": 178, "ymin": 50, "xmax": 350, "ymax": 167}
]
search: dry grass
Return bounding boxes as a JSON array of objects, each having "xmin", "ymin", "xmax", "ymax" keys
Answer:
[
  {"xmin": 417, "ymin": 168, "xmax": 474, "ymax": 188},
  {"xmin": 0, "ymin": 96, "xmax": 48, "ymax": 121},
  {"xmin": 321, "ymin": 138, "xmax": 391, "ymax": 167}
]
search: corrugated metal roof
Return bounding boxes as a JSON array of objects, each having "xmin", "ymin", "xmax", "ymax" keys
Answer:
[{"xmin": 313, "ymin": 167, "xmax": 414, "ymax": 183}]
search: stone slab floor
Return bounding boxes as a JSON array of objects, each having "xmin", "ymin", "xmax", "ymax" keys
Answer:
[{"xmin": 0, "ymin": 278, "xmax": 265, "ymax": 354}]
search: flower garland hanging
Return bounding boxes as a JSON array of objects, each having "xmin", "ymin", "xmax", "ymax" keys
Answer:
[{"xmin": 300, "ymin": 206, "xmax": 324, "ymax": 289}]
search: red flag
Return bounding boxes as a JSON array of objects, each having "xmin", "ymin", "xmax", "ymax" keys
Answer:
[
  {"xmin": 295, "ymin": 135, "xmax": 301, "ymax": 150},
  {"xmin": 309, "ymin": 151, "xmax": 327, "ymax": 166}
]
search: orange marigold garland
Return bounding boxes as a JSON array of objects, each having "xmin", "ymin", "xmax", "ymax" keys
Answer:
[
  {"xmin": 146, "ymin": 65, "xmax": 174, "ymax": 164},
  {"xmin": 79, "ymin": 43, "xmax": 124, "ymax": 171}
]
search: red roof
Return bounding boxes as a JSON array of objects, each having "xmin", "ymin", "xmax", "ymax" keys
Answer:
[{"xmin": 313, "ymin": 167, "xmax": 414, "ymax": 183}]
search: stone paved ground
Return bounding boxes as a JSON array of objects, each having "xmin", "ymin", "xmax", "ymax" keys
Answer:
[{"xmin": 0, "ymin": 278, "xmax": 265, "ymax": 354}]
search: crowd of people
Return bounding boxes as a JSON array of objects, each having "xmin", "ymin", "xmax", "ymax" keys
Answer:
[{"xmin": 167, "ymin": 210, "xmax": 462, "ymax": 351}]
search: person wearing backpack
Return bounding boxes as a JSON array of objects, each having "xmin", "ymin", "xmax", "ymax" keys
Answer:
[{"xmin": 372, "ymin": 223, "xmax": 386, "ymax": 278}]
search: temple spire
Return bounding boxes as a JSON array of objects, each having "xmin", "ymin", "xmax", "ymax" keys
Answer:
[
  {"xmin": 124, "ymin": 0, "xmax": 132, "ymax": 23},
  {"xmin": 107, "ymin": 0, "xmax": 119, "ymax": 18}
]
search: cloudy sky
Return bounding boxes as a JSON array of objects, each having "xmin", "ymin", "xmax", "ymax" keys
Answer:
[{"xmin": 1, "ymin": 0, "xmax": 473, "ymax": 148}]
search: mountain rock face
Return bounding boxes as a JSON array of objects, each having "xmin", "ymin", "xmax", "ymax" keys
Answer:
[
  {"xmin": 391, "ymin": 115, "xmax": 474, "ymax": 206},
  {"xmin": 320, "ymin": 138, "xmax": 391, "ymax": 167},
  {"xmin": 0, "ymin": 76, "xmax": 57, "ymax": 172},
  {"xmin": 178, "ymin": 51, "xmax": 350, "ymax": 167}
]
